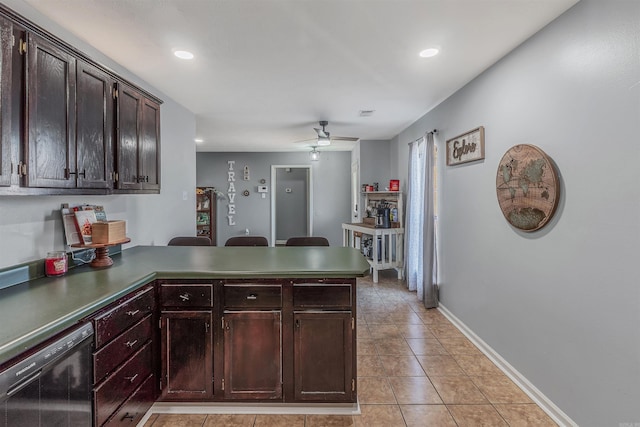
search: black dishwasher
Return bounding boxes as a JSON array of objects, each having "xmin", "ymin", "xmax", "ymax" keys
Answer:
[{"xmin": 0, "ymin": 322, "xmax": 94, "ymax": 427}]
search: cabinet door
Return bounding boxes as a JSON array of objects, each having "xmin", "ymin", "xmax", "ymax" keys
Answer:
[
  {"xmin": 160, "ymin": 311, "xmax": 213, "ymax": 400},
  {"xmin": 140, "ymin": 97, "xmax": 159, "ymax": 190},
  {"xmin": 223, "ymin": 311, "xmax": 282, "ymax": 400},
  {"xmin": 26, "ymin": 33, "xmax": 76, "ymax": 188},
  {"xmin": 293, "ymin": 311, "xmax": 354, "ymax": 401},
  {"xmin": 76, "ymin": 60, "xmax": 113, "ymax": 188},
  {"xmin": 0, "ymin": 16, "xmax": 12, "ymax": 187},
  {"xmin": 115, "ymin": 82, "xmax": 141, "ymax": 190}
]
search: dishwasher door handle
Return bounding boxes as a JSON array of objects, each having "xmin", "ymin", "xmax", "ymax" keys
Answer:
[{"xmin": 6, "ymin": 369, "xmax": 42, "ymax": 397}]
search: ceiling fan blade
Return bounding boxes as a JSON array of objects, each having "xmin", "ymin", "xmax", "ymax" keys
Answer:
[
  {"xmin": 293, "ymin": 137, "xmax": 318, "ymax": 144},
  {"xmin": 331, "ymin": 136, "xmax": 359, "ymax": 142}
]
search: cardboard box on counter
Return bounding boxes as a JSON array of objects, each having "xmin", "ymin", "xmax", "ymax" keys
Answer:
[{"xmin": 92, "ymin": 220, "xmax": 126, "ymax": 244}]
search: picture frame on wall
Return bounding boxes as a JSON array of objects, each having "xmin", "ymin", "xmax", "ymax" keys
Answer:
[{"xmin": 446, "ymin": 126, "xmax": 485, "ymax": 166}]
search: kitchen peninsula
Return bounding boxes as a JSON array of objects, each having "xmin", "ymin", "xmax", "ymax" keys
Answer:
[{"xmin": 0, "ymin": 246, "xmax": 369, "ymax": 425}]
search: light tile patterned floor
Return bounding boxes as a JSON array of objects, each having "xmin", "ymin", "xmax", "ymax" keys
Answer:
[{"xmin": 143, "ymin": 272, "xmax": 557, "ymax": 426}]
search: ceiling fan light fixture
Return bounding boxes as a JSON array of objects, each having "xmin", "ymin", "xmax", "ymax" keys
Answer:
[
  {"xmin": 309, "ymin": 147, "xmax": 320, "ymax": 161},
  {"xmin": 316, "ymin": 136, "xmax": 331, "ymax": 146}
]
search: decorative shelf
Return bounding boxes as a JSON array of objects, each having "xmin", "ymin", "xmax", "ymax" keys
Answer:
[{"xmin": 71, "ymin": 237, "xmax": 131, "ymax": 268}]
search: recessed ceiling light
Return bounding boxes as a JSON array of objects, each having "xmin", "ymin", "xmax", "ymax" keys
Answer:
[
  {"xmin": 194, "ymin": 138, "xmax": 204, "ymax": 143},
  {"xmin": 419, "ymin": 48, "xmax": 439, "ymax": 58},
  {"xmin": 174, "ymin": 50, "xmax": 194, "ymax": 60}
]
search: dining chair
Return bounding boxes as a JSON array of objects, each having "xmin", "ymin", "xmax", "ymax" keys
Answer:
[
  {"xmin": 285, "ymin": 236, "xmax": 330, "ymax": 246},
  {"xmin": 224, "ymin": 236, "xmax": 269, "ymax": 246},
  {"xmin": 168, "ymin": 236, "xmax": 212, "ymax": 246}
]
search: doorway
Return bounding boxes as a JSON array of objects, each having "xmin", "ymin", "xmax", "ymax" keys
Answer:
[{"xmin": 270, "ymin": 165, "xmax": 313, "ymax": 246}]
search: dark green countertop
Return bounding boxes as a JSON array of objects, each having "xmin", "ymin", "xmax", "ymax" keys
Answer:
[{"xmin": 0, "ymin": 245, "xmax": 369, "ymax": 366}]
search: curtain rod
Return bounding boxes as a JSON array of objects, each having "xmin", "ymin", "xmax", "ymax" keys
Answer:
[{"xmin": 408, "ymin": 129, "xmax": 438, "ymax": 144}]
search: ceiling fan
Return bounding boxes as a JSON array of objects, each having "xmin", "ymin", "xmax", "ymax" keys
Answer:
[{"xmin": 297, "ymin": 121, "xmax": 359, "ymax": 147}]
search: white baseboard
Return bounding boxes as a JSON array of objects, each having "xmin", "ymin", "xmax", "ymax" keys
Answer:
[
  {"xmin": 136, "ymin": 401, "xmax": 361, "ymax": 426},
  {"xmin": 438, "ymin": 304, "xmax": 577, "ymax": 427}
]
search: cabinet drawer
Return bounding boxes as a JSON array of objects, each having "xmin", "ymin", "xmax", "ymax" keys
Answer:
[
  {"xmin": 293, "ymin": 284, "xmax": 352, "ymax": 309},
  {"xmin": 103, "ymin": 374, "xmax": 155, "ymax": 427},
  {"xmin": 160, "ymin": 284, "xmax": 213, "ymax": 307},
  {"xmin": 224, "ymin": 284, "xmax": 282, "ymax": 309},
  {"xmin": 94, "ymin": 342, "xmax": 153, "ymax": 426},
  {"xmin": 94, "ymin": 286, "xmax": 154, "ymax": 348},
  {"xmin": 94, "ymin": 315, "xmax": 152, "ymax": 383}
]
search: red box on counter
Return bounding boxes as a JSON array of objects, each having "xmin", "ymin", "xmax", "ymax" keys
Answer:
[{"xmin": 389, "ymin": 179, "xmax": 399, "ymax": 191}]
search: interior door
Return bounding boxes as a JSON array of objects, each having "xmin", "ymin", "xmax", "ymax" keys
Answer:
[
  {"xmin": 271, "ymin": 165, "xmax": 312, "ymax": 246},
  {"xmin": 275, "ymin": 168, "xmax": 308, "ymax": 242}
]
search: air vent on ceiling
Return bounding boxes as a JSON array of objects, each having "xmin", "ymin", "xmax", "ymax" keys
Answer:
[{"xmin": 359, "ymin": 110, "xmax": 375, "ymax": 117}]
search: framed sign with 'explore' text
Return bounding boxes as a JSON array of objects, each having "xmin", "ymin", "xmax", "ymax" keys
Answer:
[{"xmin": 446, "ymin": 126, "xmax": 485, "ymax": 166}]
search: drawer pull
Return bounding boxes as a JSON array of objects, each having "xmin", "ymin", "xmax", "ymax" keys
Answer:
[
  {"xmin": 125, "ymin": 339, "xmax": 138, "ymax": 348},
  {"xmin": 126, "ymin": 310, "xmax": 140, "ymax": 316},
  {"xmin": 179, "ymin": 293, "xmax": 191, "ymax": 301},
  {"xmin": 124, "ymin": 373, "xmax": 139, "ymax": 383},
  {"xmin": 121, "ymin": 412, "xmax": 135, "ymax": 421},
  {"xmin": 246, "ymin": 294, "xmax": 258, "ymax": 300}
]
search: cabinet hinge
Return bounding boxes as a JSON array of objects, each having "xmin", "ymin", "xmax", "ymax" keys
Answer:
[
  {"xmin": 352, "ymin": 378, "xmax": 355, "ymax": 392},
  {"xmin": 352, "ymin": 317, "xmax": 355, "ymax": 330},
  {"xmin": 18, "ymin": 38, "xmax": 27, "ymax": 55},
  {"xmin": 221, "ymin": 317, "xmax": 225, "ymax": 330},
  {"xmin": 159, "ymin": 379, "xmax": 162, "ymax": 390},
  {"xmin": 221, "ymin": 379, "xmax": 225, "ymax": 391},
  {"xmin": 11, "ymin": 34, "xmax": 15, "ymax": 47},
  {"xmin": 159, "ymin": 318, "xmax": 162, "ymax": 329}
]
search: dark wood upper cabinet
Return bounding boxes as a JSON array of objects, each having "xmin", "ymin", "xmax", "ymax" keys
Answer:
[
  {"xmin": 76, "ymin": 60, "xmax": 113, "ymax": 189},
  {"xmin": 140, "ymin": 97, "xmax": 160, "ymax": 190},
  {"xmin": 115, "ymin": 83, "xmax": 140, "ymax": 190},
  {"xmin": 0, "ymin": 3, "xmax": 162, "ymax": 195},
  {"xmin": 0, "ymin": 16, "xmax": 12, "ymax": 187},
  {"xmin": 26, "ymin": 32, "xmax": 76, "ymax": 188},
  {"xmin": 115, "ymin": 82, "xmax": 160, "ymax": 191}
]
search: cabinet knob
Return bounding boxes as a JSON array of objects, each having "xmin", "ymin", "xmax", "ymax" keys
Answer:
[
  {"xmin": 179, "ymin": 293, "xmax": 191, "ymax": 301},
  {"xmin": 126, "ymin": 310, "xmax": 140, "ymax": 316}
]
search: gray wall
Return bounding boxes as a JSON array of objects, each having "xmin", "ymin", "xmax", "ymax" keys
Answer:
[
  {"xmin": 391, "ymin": 0, "xmax": 639, "ymax": 425},
  {"xmin": 196, "ymin": 151, "xmax": 351, "ymax": 246},
  {"xmin": 359, "ymin": 140, "xmax": 392, "ymax": 189},
  {"xmin": 0, "ymin": 0, "xmax": 197, "ymax": 269}
]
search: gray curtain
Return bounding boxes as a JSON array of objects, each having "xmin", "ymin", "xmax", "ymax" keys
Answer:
[
  {"xmin": 422, "ymin": 133, "xmax": 438, "ymax": 308},
  {"xmin": 404, "ymin": 132, "xmax": 438, "ymax": 308}
]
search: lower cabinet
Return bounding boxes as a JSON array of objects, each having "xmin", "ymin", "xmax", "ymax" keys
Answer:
[
  {"xmin": 293, "ymin": 311, "xmax": 353, "ymax": 401},
  {"xmin": 223, "ymin": 311, "xmax": 282, "ymax": 400},
  {"xmin": 89, "ymin": 284, "xmax": 156, "ymax": 427},
  {"xmin": 154, "ymin": 278, "xmax": 356, "ymax": 404},
  {"xmin": 160, "ymin": 311, "xmax": 213, "ymax": 400}
]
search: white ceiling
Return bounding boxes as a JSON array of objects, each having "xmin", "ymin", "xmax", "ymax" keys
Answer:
[{"xmin": 22, "ymin": 0, "xmax": 578, "ymax": 152}]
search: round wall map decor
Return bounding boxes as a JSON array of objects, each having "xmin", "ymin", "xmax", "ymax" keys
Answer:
[{"xmin": 496, "ymin": 144, "xmax": 560, "ymax": 232}]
